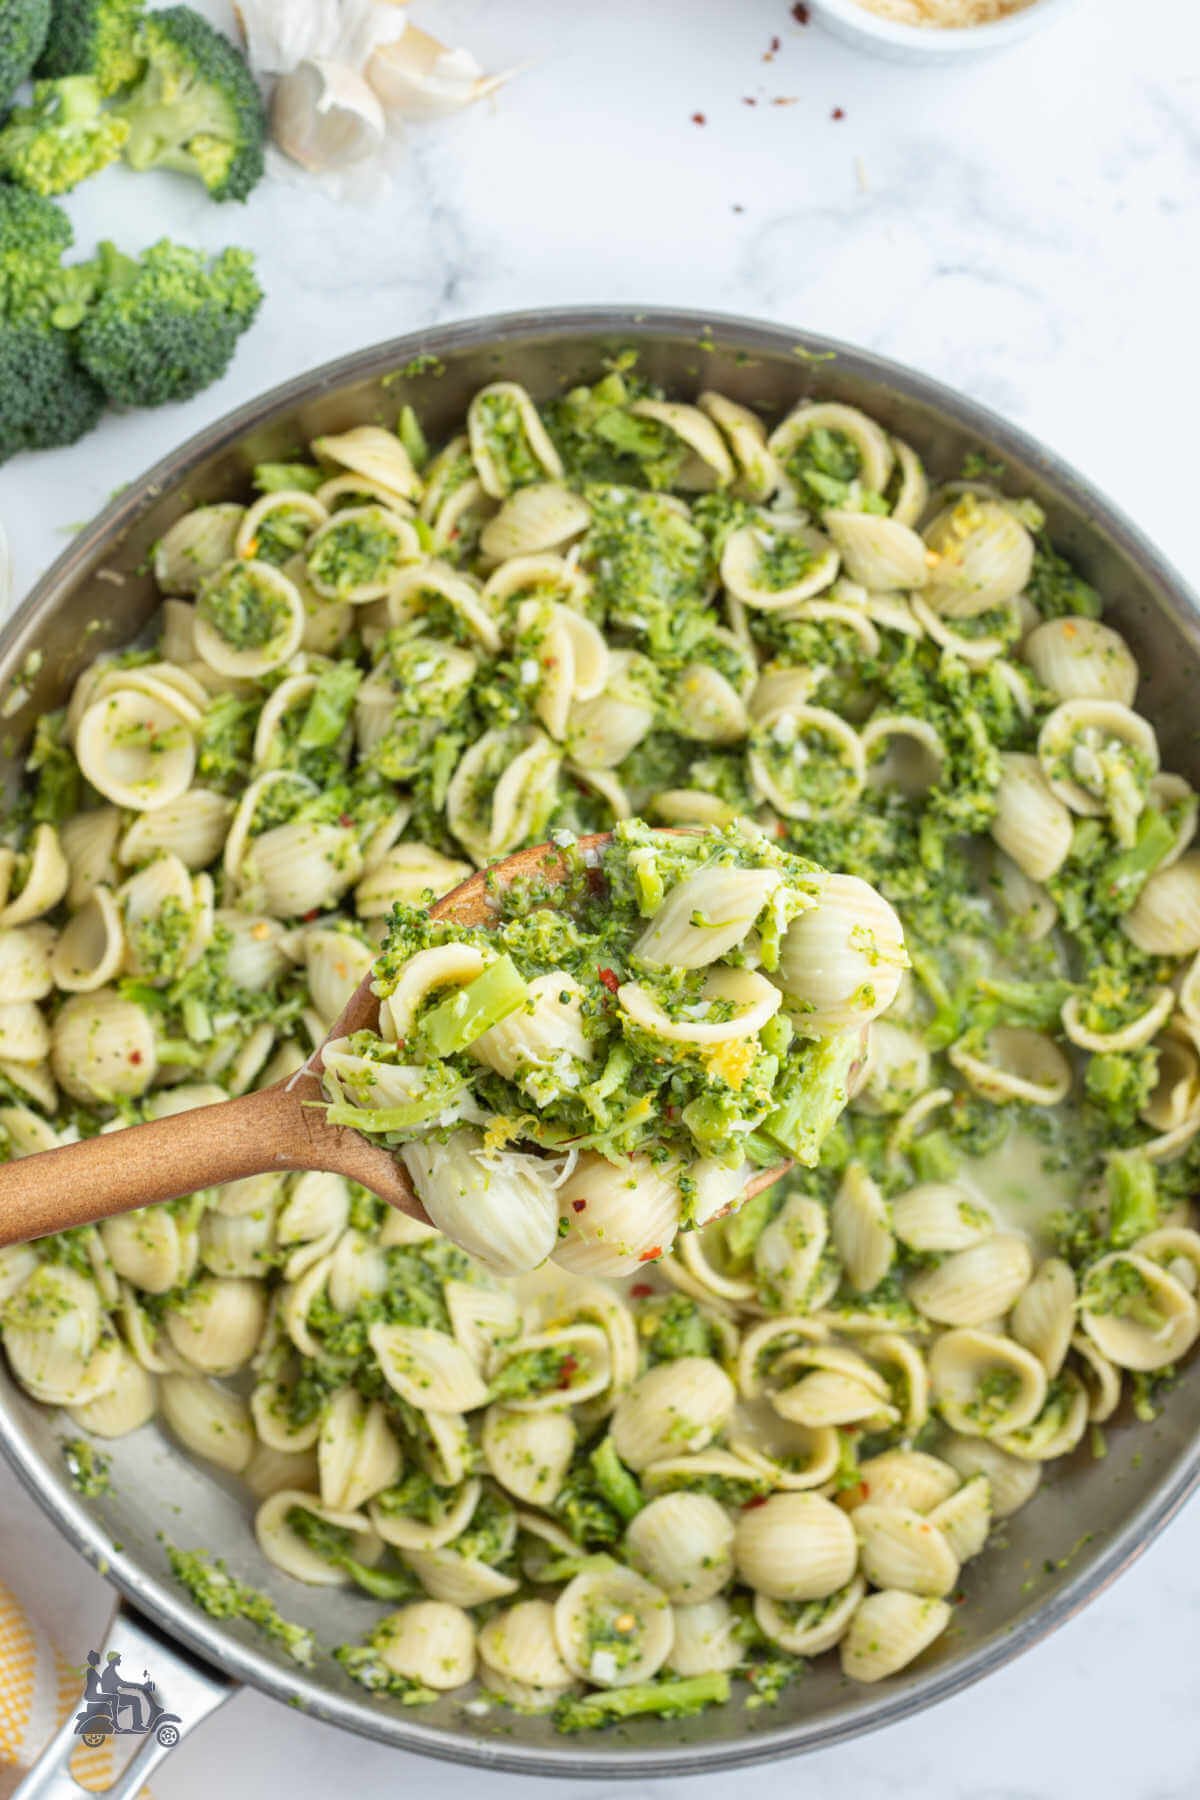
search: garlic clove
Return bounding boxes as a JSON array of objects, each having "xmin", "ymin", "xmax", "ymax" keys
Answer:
[
  {"xmin": 271, "ymin": 59, "xmax": 386, "ymax": 173},
  {"xmin": 234, "ymin": 0, "xmax": 344, "ymax": 75},
  {"xmin": 367, "ymin": 25, "xmax": 514, "ymax": 120}
]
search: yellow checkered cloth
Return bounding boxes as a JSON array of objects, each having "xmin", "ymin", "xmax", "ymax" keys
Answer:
[{"xmin": 0, "ymin": 1579, "xmax": 151, "ymax": 1794}]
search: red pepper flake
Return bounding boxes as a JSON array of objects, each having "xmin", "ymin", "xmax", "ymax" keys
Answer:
[
  {"xmin": 630, "ymin": 1283, "xmax": 654, "ymax": 1298},
  {"xmin": 832, "ymin": 106, "xmax": 846, "ymax": 119},
  {"xmin": 129, "ymin": 1050, "xmax": 142, "ymax": 1065},
  {"xmin": 302, "ymin": 908, "xmax": 319, "ymax": 922},
  {"xmin": 597, "ymin": 967, "xmax": 620, "ymax": 995},
  {"xmin": 732, "ymin": 203, "xmax": 745, "ymax": 213},
  {"xmin": 557, "ymin": 1354, "xmax": 579, "ymax": 1389},
  {"xmin": 691, "ymin": 111, "xmax": 706, "ymax": 126},
  {"xmin": 770, "ymin": 33, "xmax": 781, "ymax": 49},
  {"xmin": 742, "ymin": 1494, "xmax": 769, "ymax": 1510},
  {"xmin": 572, "ymin": 1198, "xmax": 587, "ymax": 1213},
  {"xmin": 792, "ymin": 2, "xmax": 810, "ymax": 21},
  {"xmin": 638, "ymin": 1245, "xmax": 663, "ymax": 1263},
  {"xmin": 742, "ymin": 96, "xmax": 758, "ymax": 106},
  {"xmin": 338, "ymin": 812, "xmax": 353, "ymax": 828}
]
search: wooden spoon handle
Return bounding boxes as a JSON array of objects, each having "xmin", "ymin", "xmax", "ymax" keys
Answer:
[{"xmin": 0, "ymin": 1072, "xmax": 427, "ymax": 1248}]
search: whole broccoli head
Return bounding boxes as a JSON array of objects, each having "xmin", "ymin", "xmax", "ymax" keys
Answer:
[
  {"xmin": 77, "ymin": 238, "xmax": 262, "ymax": 407},
  {"xmin": 0, "ymin": 76, "xmax": 129, "ymax": 195},
  {"xmin": 113, "ymin": 7, "xmax": 265, "ymax": 202},
  {"xmin": 36, "ymin": 0, "xmax": 144, "ymax": 97},
  {"xmin": 0, "ymin": 0, "xmax": 53, "ymax": 111}
]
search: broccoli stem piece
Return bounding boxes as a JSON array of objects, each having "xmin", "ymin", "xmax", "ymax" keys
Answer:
[
  {"xmin": 297, "ymin": 663, "xmax": 363, "ymax": 750},
  {"xmin": 588, "ymin": 1436, "xmax": 643, "ymax": 1523},
  {"xmin": 1106, "ymin": 1150, "xmax": 1157, "ymax": 1249},
  {"xmin": 418, "ymin": 956, "xmax": 530, "ymax": 1056},
  {"xmin": 765, "ymin": 1030, "xmax": 863, "ymax": 1165},
  {"xmin": 554, "ymin": 1672, "xmax": 731, "ymax": 1733}
]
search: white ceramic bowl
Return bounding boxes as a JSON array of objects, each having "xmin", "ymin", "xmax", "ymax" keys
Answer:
[{"xmin": 810, "ymin": 0, "xmax": 1080, "ymax": 63}]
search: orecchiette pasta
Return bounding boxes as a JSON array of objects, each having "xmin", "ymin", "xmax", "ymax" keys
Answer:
[{"xmin": 11, "ymin": 374, "xmax": 1200, "ymax": 1732}]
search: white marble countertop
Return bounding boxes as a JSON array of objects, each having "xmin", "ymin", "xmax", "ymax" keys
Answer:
[{"xmin": 4, "ymin": 0, "xmax": 1200, "ymax": 1794}]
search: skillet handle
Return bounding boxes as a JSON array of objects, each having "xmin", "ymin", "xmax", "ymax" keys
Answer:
[{"xmin": 12, "ymin": 1601, "xmax": 234, "ymax": 1800}]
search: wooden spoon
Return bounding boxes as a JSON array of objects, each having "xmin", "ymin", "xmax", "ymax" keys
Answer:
[{"xmin": 0, "ymin": 833, "xmax": 789, "ymax": 1249}]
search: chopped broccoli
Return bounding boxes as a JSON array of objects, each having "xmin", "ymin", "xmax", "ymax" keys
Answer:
[
  {"xmin": 1084, "ymin": 1048, "xmax": 1158, "ymax": 1133},
  {"xmin": 77, "ymin": 238, "xmax": 261, "ymax": 406},
  {"xmin": 114, "ymin": 7, "xmax": 265, "ymax": 202},
  {"xmin": 554, "ymin": 1672, "xmax": 730, "ymax": 1733},
  {"xmin": 0, "ymin": 76, "xmax": 129, "ymax": 195},
  {"xmin": 37, "ymin": 0, "xmax": 144, "ymax": 95},
  {"xmin": 0, "ymin": 0, "xmax": 52, "ymax": 110}
]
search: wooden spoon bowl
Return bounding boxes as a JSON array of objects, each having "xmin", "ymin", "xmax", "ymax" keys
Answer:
[{"xmin": 0, "ymin": 832, "xmax": 788, "ymax": 1248}]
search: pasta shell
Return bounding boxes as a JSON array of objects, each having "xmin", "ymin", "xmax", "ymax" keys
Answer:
[
  {"xmin": 892, "ymin": 1182, "xmax": 994, "ymax": 1254},
  {"xmin": 553, "ymin": 1566, "xmax": 673, "ymax": 1686},
  {"xmin": 160, "ymin": 1372, "xmax": 254, "ymax": 1473},
  {"xmin": 754, "ymin": 1576, "xmax": 866, "ymax": 1658},
  {"xmin": 256, "ymin": 1489, "xmax": 382, "ymax": 1587},
  {"xmin": 1079, "ymin": 1251, "xmax": 1200, "ymax": 1370},
  {"xmin": 698, "ymin": 391, "xmax": 780, "ymax": 501},
  {"xmin": 776, "ymin": 873, "xmax": 907, "ymax": 1030},
  {"xmin": 1009, "ymin": 1256, "xmax": 1076, "ymax": 1376},
  {"xmin": 768, "ymin": 401, "xmax": 895, "ymax": 494},
  {"xmin": 994, "ymin": 1370, "xmax": 1089, "ymax": 1461},
  {"xmin": 355, "ymin": 844, "xmax": 472, "ymax": 917},
  {"xmin": 480, "ymin": 483, "xmax": 590, "ymax": 561},
  {"xmin": 840, "ymin": 1449, "xmax": 958, "ymax": 1515},
  {"xmin": 922, "ymin": 497, "xmax": 1034, "ymax": 618},
  {"xmin": 624, "ymin": 1492, "xmax": 734, "ymax": 1603},
  {"xmin": 928, "ymin": 1328, "xmax": 1048, "ymax": 1436},
  {"xmin": 467, "ymin": 383, "xmax": 563, "ymax": 499},
  {"xmin": 368, "ymin": 1322, "xmax": 490, "ymax": 1413},
  {"xmin": 369, "ymin": 1478, "xmax": 481, "ymax": 1553},
  {"xmin": 402, "ymin": 1545, "xmax": 519, "ymax": 1608},
  {"xmin": 154, "ymin": 504, "xmax": 244, "ymax": 593},
  {"xmin": 941, "ymin": 1432, "xmax": 1042, "ymax": 1516},
  {"xmin": 831, "ymin": 1162, "xmax": 894, "ymax": 1294},
  {"xmin": 400, "ymin": 1130, "xmax": 559, "ymax": 1278},
  {"xmin": 824, "ymin": 511, "xmax": 929, "ymax": 590},
  {"xmin": 60, "ymin": 807, "xmax": 121, "ymax": 909},
  {"xmin": 990, "ymin": 752, "xmax": 1074, "ymax": 883},
  {"xmin": 948, "ymin": 1027, "xmax": 1073, "ymax": 1107},
  {"xmin": 553, "ymin": 1152, "xmax": 682, "ymax": 1278},
  {"xmin": 164, "ymin": 1276, "xmax": 267, "ymax": 1375},
  {"xmin": 312, "ymin": 426, "xmax": 422, "ymax": 505},
  {"xmin": 734, "ymin": 1492, "xmax": 857, "ymax": 1601},
  {"xmin": 853, "ymin": 1503, "xmax": 959, "ymax": 1597},
  {"xmin": 1123, "ymin": 853, "xmax": 1200, "ymax": 956},
  {"xmin": 908, "ymin": 1234, "xmax": 1033, "ymax": 1327},
  {"xmin": 119, "ymin": 788, "xmax": 233, "ymax": 872},
  {"xmin": 481, "ymin": 1405, "xmax": 575, "ymax": 1506},
  {"xmin": 1024, "ymin": 616, "xmax": 1138, "ymax": 705},
  {"xmin": 318, "ymin": 1388, "xmax": 402, "ymax": 1511},
  {"xmin": 68, "ymin": 1342, "xmax": 156, "ymax": 1438},
  {"xmin": 377, "ymin": 1602, "xmax": 475, "ymax": 1690},
  {"xmin": 840, "ymin": 1589, "xmax": 951, "ymax": 1684},
  {"xmin": 610, "ymin": 1357, "xmax": 735, "ymax": 1470},
  {"xmin": 51, "ymin": 989, "xmax": 157, "ymax": 1102},
  {"xmin": 477, "ymin": 1599, "xmax": 577, "ymax": 1708}
]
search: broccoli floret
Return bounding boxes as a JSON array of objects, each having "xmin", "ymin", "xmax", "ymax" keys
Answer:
[
  {"xmin": 37, "ymin": 0, "xmax": 144, "ymax": 95},
  {"xmin": 77, "ymin": 238, "xmax": 261, "ymax": 406},
  {"xmin": 0, "ymin": 181, "xmax": 73, "ymax": 315},
  {"xmin": 113, "ymin": 7, "xmax": 265, "ymax": 202},
  {"xmin": 0, "ymin": 313, "xmax": 104, "ymax": 462},
  {"xmin": 0, "ymin": 0, "xmax": 52, "ymax": 110},
  {"xmin": 0, "ymin": 76, "xmax": 129, "ymax": 195}
]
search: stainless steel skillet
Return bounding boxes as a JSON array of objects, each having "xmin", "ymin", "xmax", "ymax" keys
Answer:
[{"xmin": 3, "ymin": 307, "xmax": 1200, "ymax": 1786}]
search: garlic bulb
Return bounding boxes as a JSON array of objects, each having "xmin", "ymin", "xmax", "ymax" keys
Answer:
[{"xmin": 235, "ymin": 0, "xmax": 410, "ymax": 74}]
